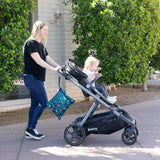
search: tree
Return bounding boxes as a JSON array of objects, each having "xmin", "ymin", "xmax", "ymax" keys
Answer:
[
  {"xmin": 0, "ymin": 0, "xmax": 36, "ymax": 94},
  {"xmin": 150, "ymin": 42, "xmax": 160, "ymax": 71},
  {"xmin": 65, "ymin": 0, "xmax": 160, "ymax": 85}
]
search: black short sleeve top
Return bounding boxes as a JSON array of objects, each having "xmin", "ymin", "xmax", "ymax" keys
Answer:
[{"xmin": 23, "ymin": 40, "xmax": 48, "ymax": 81}]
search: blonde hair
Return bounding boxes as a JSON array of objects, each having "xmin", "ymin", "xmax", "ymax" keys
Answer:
[
  {"xmin": 29, "ymin": 20, "xmax": 47, "ymax": 43},
  {"xmin": 84, "ymin": 55, "xmax": 100, "ymax": 70},
  {"xmin": 23, "ymin": 21, "xmax": 47, "ymax": 53}
]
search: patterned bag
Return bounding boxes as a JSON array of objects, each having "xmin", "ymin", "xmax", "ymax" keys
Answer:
[{"xmin": 47, "ymin": 77, "xmax": 75, "ymax": 120}]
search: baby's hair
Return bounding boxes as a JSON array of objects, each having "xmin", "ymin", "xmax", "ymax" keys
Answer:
[{"xmin": 84, "ymin": 55, "xmax": 99, "ymax": 70}]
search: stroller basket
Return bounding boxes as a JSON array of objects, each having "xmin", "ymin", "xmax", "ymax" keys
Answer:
[{"xmin": 74, "ymin": 111, "xmax": 128, "ymax": 135}]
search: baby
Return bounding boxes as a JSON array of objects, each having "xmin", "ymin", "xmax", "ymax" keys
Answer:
[{"xmin": 83, "ymin": 55, "xmax": 117, "ymax": 104}]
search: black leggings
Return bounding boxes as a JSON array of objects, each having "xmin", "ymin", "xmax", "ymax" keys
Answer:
[{"xmin": 95, "ymin": 84, "xmax": 109, "ymax": 98}]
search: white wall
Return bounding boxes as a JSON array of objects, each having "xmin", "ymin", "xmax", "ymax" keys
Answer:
[{"xmin": 37, "ymin": 0, "xmax": 85, "ymax": 101}]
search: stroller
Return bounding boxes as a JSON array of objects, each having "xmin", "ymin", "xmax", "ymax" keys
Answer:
[{"xmin": 59, "ymin": 59, "xmax": 138, "ymax": 146}]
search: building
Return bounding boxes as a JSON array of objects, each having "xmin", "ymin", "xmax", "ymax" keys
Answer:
[{"xmin": 0, "ymin": 0, "xmax": 85, "ymax": 112}]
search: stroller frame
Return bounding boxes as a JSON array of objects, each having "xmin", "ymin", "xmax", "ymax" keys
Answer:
[{"xmin": 59, "ymin": 60, "xmax": 138, "ymax": 146}]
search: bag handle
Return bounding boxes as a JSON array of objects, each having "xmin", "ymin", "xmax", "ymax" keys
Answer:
[
  {"xmin": 58, "ymin": 76, "xmax": 67, "ymax": 95},
  {"xmin": 58, "ymin": 76, "xmax": 61, "ymax": 88}
]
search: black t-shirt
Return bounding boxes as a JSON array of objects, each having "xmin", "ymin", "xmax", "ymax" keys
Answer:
[{"xmin": 23, "ymin": 40, "xmax": 48, "ymax": 81}]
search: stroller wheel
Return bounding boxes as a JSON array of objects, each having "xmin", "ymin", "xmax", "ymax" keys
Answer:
[
  {"xmin": 135, "ymin": 127, "xmax": 139, "ymax": 136},
  {"xmin": 124, "ymin": 126, "xmax": 139, "ymax": 136},
  {"xmin": 122, "ymin": 128, "xmax": 137, "ymax": 145},
  {"xmin": 64, "ymin": 124, "xmax": 86, "ymax": 146}
]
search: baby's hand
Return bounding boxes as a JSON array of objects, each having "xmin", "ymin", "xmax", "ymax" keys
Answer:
[
  {"xmin": 94, "ymin": 72, "xmax": 99, "ymax": 76},
  {"xmin": 98, "ymin": 73, "xmax": 102, "ymax": 77},
  {"xmin": 95, "ymin": 73, "xmax": 102, "ymax": 81},
  {"xmin": 95, "ymin": 67, "xmax": 101, "ymax": 72}
]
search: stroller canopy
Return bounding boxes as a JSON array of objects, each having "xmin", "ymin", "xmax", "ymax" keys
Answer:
[{"xmin": 65, "ymin": 59, "xmax": 88, "ymax": 80}]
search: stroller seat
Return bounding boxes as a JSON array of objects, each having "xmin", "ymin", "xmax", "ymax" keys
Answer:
[
  {"xmin": 64, "ymin": 59, "xmax": 96, "ymax": 97},
  {"xmin": 64, "ymin": 59, "xmax": 115, "ymax": 104}
]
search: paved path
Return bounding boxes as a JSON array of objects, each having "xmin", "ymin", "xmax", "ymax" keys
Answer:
[{"xmin": 0, "ymin": 99, "xmax": 160, "ymax": 160}]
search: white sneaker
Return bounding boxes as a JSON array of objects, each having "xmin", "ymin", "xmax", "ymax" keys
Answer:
[
  {"xmin": 108, "ymin": 96, "xmax": 117, "ymax": 99},
  {"xmin": 107, "ymin": 96, "xmax": 117, "ymax": 104},
  {"xmin": 25, "ymin": 128, "xmax": 46, "ymax": 139},
  {"xmin": 111, "ymin": 96, "xmax": 117, "ymax": 99},
  {"xmin": 33, "ymin": 129, "xmax": 38, "ymax": 134},
  {"xmin": 33, "ymin": 129, "xmax": 46, "ymax": 138},
  {"xmin": 25, "ymin": 129, "xmax": 39, "ymax": 139},
  {"xmin": 25, "ymin": 133, "xmax": 32, "ymax": 139},
  {"xmin": 25, "ymin": 128, "xmax": 43, "ymax": 140}
]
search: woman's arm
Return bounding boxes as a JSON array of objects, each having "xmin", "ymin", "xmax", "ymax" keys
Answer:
[
  {"xmin": 30, "ymin": 52, "xmax": 60, "ymax": 71},
  {"xmin": 46, "ymin": 55, "xmax": 60, "ymax": 67}
]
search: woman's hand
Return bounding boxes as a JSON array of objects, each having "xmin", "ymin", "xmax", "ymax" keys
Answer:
[{"xmin": 55, "ymin": 65, "xmax": 62, "ymax": 71}]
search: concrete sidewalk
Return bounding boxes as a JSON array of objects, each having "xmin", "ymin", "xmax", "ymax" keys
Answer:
[{"xmin": 0, "ymin": 99, "xmax": 160, "ymax": 160}]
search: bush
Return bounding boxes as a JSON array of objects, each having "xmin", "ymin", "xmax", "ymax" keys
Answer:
[
  {"xmin": 150, "ymin": 42, "xmax": 160, "ymax": 71},
  {"xmin": 0, "ymin": 0, "xmax": 36, "ymax": 94},
  {"xmin": 65, "ymin": 0, "xmax": 160, "ymax": 85}
]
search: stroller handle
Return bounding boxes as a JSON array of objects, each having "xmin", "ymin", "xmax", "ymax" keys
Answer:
[{"xmin": 58, "ymin": 68, "xmax": 72, "ymax": 80}]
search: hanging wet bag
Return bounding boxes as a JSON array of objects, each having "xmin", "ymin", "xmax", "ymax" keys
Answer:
[{"xmin": 47, "ymin": 77, "xmax": 75, "ymax": 120}]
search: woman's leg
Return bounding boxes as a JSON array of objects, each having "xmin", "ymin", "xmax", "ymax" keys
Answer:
[
  {"xmin": 28, "ymin": 93, "xmax": 38, "ymax": 129},
  {"xmin": 29, "ymin": 83, "xmax": 48, "ymax": 129},
  {"xmin": 24, "ymin": 74, "xmax": 48, "ymax": 129}
]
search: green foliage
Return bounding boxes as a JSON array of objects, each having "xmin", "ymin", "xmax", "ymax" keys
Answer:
[
  {"xmin": 0, "ymin": 0, "xmax": 36, "ymax": 94},
  {"xmin": 150, "ymin": 42, "xmax": 160, "ymax": 71},
  {"xmin": 66, "ymin": 0, "xmax": 160, "ymax": 85}
]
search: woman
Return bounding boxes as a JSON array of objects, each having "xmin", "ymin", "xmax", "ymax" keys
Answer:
[{"xmin": 23, "ymin": 20, "xmax": 61, "ymax": 140}]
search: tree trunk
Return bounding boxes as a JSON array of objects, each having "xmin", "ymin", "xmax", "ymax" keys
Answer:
[{"xmin": 142, "ymin": 83, "xmax": 147, "ymax": 91}]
